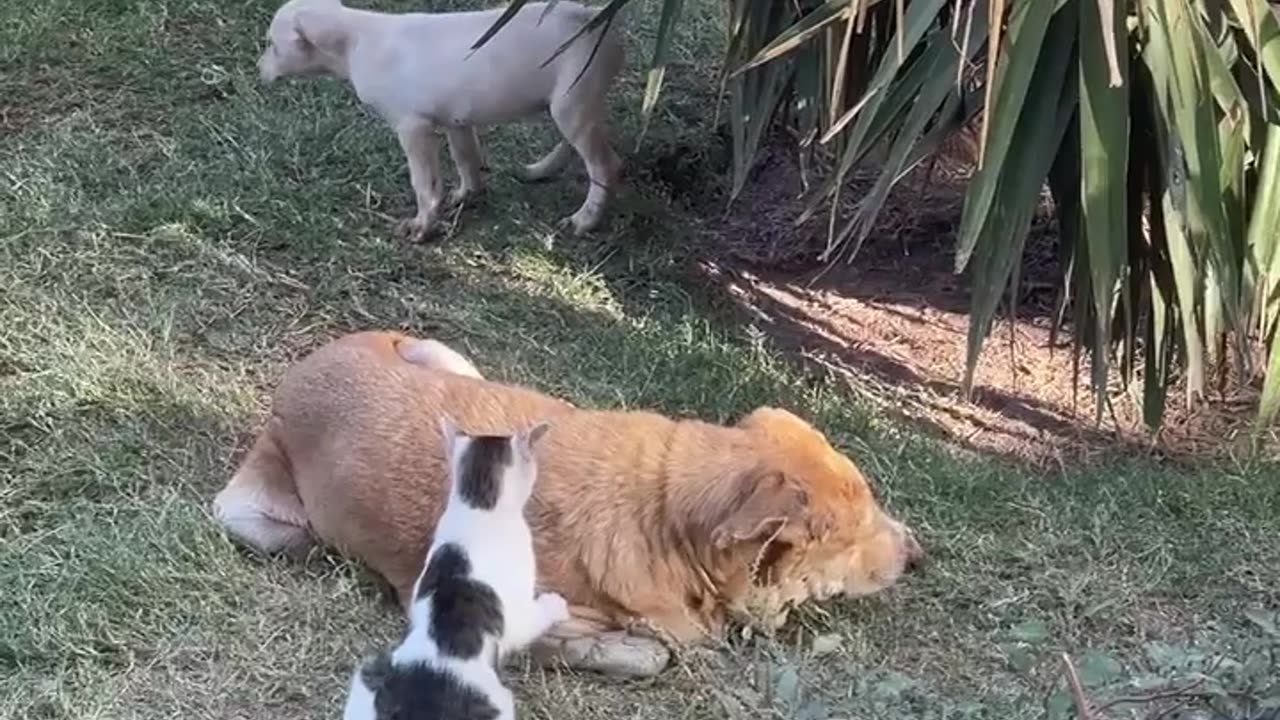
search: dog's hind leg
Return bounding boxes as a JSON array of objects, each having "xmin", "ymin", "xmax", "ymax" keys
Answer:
[
  {"xmin": 471, "ymin": 127, "xmax": 490, "ymax": 171},
  {"xmin": 212, "ymin": 421, "xmax": 312, "ymax": 556},
  {"xmin": 394, "ymin": 337, "xmax": 484, "ymax": 380},
  {"xmin": 519, "ymin": 140, "xmax": 575, "ymax": 182},
  {"xmin": 444, "ymin": 126, "xmax": 485, "ymax": 205},
  {"xmin": 550, "ymin": 97, "xmax": 622, "ymax": 236},
  {"xmin": 547, "ymin": 31, "xmax": 625, "ymax": 235}
]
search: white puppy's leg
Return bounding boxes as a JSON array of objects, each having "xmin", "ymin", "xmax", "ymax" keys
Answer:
[
  {"xmin": 444, "ymin": 126, "xmax": 485, "ymax": 205},
  {"xmin": 471, "ymin": 127, "xmax": 490, "ymax": 171},
  {"xmin": 520, "ymin": 140, "xmax": 575, "ymax": 182},
  {"xmin": 551, "ymin": 99, "xmax": 622, "ymax": 236},
  {"xmin": 395, "ymin": 122, "xmax": 445, "ymax": 242}
]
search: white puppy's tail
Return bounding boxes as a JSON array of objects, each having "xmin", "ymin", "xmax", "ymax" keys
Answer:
[
  {"xmin": 554, "ymin": 2, "xmax": 600, "ymax": 25},
  {"xmin": 522, "ymin": 141, "xmax": 576, "ymax": 181},
  {"xmin": 558, "ymin": 1, "xmax": 626, "ymax": 46}
]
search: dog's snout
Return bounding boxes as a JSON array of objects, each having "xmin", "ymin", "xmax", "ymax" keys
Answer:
[{"xmin": 902, "ymin": 530, "xmax": 925, "ymax": 573}]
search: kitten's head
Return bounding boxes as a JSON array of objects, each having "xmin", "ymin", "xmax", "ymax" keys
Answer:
[{"xmin": 439, "ymin": 417, "xmax": 550, "ymax": 513}]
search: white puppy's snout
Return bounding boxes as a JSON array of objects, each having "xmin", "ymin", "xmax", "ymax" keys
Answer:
[{"xmin": 257, "ymin": 52, "xmax": 277, "ymax": 84}]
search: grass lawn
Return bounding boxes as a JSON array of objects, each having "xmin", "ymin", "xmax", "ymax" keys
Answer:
[{"xmin": 2, "ymin": 0, "xmax": 1278, "ymax": 718}]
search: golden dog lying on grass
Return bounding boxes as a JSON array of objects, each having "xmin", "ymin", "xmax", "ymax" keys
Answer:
[{"xmin": 213, "ymin": 331, "xmax": 924, "ymax": 676}]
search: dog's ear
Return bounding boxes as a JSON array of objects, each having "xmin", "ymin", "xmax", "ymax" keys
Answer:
[
  {"xmin": 439, "ymin": 415, "xmax": 462, "ymax": 459},
  {"xmin": 293, "ymin": 4, "xmax": 348, "ymax": 56},
  {"xmin": 708, "ymin": 469, "xmax": 832, "ymax": 549},
  {"xmin": 516, "ymin": 421, "xmax": 550, "ymax": 458}
]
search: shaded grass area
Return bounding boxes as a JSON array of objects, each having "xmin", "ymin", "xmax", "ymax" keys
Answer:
[{"xmin": 2, "ymin": 0, "xmax": 1278, "ymax": 718}]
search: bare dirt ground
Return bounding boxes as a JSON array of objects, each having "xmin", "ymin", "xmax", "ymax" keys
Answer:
[{"xmin": 655, "ymin": 133, "xmax": 1279, "ymax": 467}]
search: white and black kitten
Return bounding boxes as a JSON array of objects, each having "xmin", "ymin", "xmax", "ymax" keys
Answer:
[{"xmin": 343, "ymin": 417, "xmax": 569, "ymax": 720}]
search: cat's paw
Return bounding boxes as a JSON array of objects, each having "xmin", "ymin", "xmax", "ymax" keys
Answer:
[{"xmin": 536, "ymin": 592, "xmax": 571, "ymax": 624}]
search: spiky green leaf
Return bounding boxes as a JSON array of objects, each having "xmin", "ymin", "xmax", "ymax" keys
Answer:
[
  {"xmin": 964, "ymin": 5, "xmax": 1079, "ymax": 395},
  {"xmin": 955, "ymin": 0, "xmax": 1060, "ymax": 274}
]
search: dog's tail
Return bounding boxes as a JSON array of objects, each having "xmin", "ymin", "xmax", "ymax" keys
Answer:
[
  {"xmin": 394, "ymin": 337, "xmax": 485, "ymax": 380},
  {"xmin": 558, "ymin": 1, "xmax": 626, "ymax": 44},
  {"xmin": 563, "ymin": 1, "xmax": 626, "ymax": 83},
  {"xmin": 555, "ymin": 1, "xmax": 601, "ymax": 25}
]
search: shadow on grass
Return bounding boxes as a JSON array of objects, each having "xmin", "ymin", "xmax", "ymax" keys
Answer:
[{"xmin": 457, "ymin": 202, "xmax": 1116, "ymax": 469}]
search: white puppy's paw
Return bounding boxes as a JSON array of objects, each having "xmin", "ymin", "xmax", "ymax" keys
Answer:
[
  {"xmin": 536, "ymin": 592, "xmax": 571, "ymax": 624},
  {"xmin": 395, "ymin": 216, "xmax": 435, "ymax": 243},
  {"xmin": 448, "ymin": 186, "xmax": 479, "ymax": 206},
  {"xmin": 560, "ymin": 209, "xmax": 601, "ymax": 237}
]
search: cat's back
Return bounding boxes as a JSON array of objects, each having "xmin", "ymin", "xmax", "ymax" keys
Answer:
[{"xmin": 448, "ymin": 516, "xmax": 537, "ymax": 603}]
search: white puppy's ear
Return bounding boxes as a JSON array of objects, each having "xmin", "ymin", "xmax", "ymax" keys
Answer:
[{"xmin": 293, "ymin": 4, "xmax": 348, "ymax": 55}]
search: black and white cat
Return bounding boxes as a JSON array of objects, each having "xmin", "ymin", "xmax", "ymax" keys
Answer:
[{"xmin": 343, "ymin": 417, "xmax": 569, "ymax": 720}]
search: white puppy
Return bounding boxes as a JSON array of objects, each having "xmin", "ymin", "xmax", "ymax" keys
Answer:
[{"xmin": 258, "ymin": 0, "xmax": 625, "ymax": 239}]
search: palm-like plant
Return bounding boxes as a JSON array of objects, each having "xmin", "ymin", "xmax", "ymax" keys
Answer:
[{"xmin": 477, "ymin": 0, "xmax": 1280, "ymax": 431}]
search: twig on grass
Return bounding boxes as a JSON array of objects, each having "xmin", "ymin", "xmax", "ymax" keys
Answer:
[
  {"xmin": 1059, "ymin": 651, "xmax": 1237, "ymax": 720},
  {"xmin": 1093, "ymin": 674, "xmax": 1211, "ymax": 713},
  {"xmin": 1061, "ymin": 652, "xmax": 1098, "ymax": 720}
]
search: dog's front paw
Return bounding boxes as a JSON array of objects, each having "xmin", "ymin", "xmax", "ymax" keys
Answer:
[
  {"xmin": 536, "ymin": 592, "xmax": 571, "ymax": 624},
  {"xmin": 528, "ymin": 630, "xmax": 671, "ymax": 678},
  {"xmin": 395, "ymin": 216, "xmax": 436, "ymax": 243}
]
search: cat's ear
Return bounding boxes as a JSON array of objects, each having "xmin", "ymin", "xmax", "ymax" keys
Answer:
[
  {"xmin": 439, "ymin": 415, "xmax": 461, "ymax": 458},
  {"xmin": 517, "ymin": 421, "xmax": 550, "ymax": 457}
]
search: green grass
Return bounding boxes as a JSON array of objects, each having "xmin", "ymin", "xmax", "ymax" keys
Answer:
[{"xmin": 2, "ymin": 0, "xmax": 1278, "ymax": 718}]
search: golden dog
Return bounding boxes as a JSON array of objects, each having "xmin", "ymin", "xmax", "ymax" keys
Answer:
[{"xmin": 213, "ymin": 331, "xmax": 923, "ymax": 676}]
